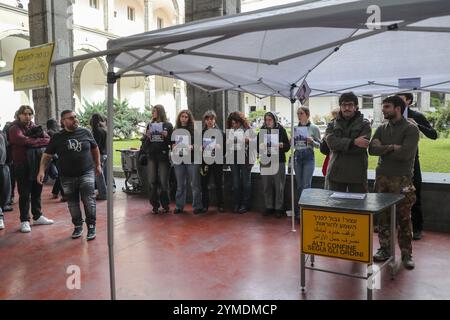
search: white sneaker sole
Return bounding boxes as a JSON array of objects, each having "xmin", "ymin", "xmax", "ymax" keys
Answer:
[
  {"xmin": 21, "ymin": 228, "xmax": 31, "ymax": 233},
  {"xmin": 33, "ymin": 220, "xmax": 54, "ymax": 225}
]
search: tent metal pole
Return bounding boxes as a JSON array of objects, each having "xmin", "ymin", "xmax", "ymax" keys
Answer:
[
  {"xmin": 106, "ymin": 55, "xmax": 118, "ymax": 301},
  {"xmin": 290, "ymin": 84, "xmax": 296, "ymax": 233}
]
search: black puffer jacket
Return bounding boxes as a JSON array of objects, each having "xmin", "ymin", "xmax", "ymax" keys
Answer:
[
  {"xmin": 257, "ymin": 111, "xmax": 291, "ymax": 163},
  {"xmin": 142, "ymin": 121, "xmax": 174, "ymax": 161}
]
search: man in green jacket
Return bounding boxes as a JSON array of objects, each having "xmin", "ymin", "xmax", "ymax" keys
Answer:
[
  {"xmin": 324, "ymin": 92, "xmax": 371, "ymax": 193},
  {"xmin": 369, "ymin": 95, "xmax": 419, "ymax": 270}
]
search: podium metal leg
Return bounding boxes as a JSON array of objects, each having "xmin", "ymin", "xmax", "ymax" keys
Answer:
[
  {"xmin": 301, "ymin": 253, "xmax": 306, "ymax": 291},
  {"xmin": 367, "ymin": 263, "xmax": 373, "ymax": 300},
  {"xmin": 390, "ymin": 204, "xmax": 397, "ymax": 278}
]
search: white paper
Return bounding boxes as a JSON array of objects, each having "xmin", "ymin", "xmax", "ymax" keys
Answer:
[
  {"xmin": 175, "ymin": 135, "xmax": 190, "ymax": 155},
  {"xmin": 203, "ymin": 138, "xmax": 216, "ymax": 157},
  {"xmin": 330, "ymin": 192, "xmax": 366, "ymax": 200},
  {"xmin": 294, "ymin": 126, "xmax": 309, "ymax": 150},
  {"xmin": 264, "ymin": 133, "xmax": 279, "ymax": 154},
  {"xmin": 403, "ymin": 106, "xmax": 409, "ymax": 119}
]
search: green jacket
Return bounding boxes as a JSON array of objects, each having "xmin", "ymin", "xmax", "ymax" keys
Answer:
[
  {"xmin": 325, "ymin": 111, "xmax": 372, "ymax": 184},
  {"xmin": 368, "ymin": 118, "xmax": 419, "ymax": 178}
]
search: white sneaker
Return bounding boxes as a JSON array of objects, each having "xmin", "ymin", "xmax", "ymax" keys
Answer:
[
  {"xmin": 21, "ymin": 221, "xmax": 31, "ymax": 233},
  {"xmin": 33, "ymin": 215, "xmax": 54, "ymax": 225},
  {"xmin": 0, "ymin": 219, "xmax": 5, "ymax": 230}
]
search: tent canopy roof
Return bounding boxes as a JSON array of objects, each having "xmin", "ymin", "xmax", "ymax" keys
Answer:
[{"xmin": 107, "ymin": 0, "xmax": 450, "ymax": 98}]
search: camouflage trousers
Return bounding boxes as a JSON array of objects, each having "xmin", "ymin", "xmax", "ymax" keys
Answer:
[{"xmin": 375, "ymin": 175, "xmax": 416, "ymax": 257}]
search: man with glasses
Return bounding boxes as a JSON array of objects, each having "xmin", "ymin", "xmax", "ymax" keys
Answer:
[
  {"xmin": 324, "ymin": 92, "xmax": 372, "ymax": 193},
  {"xmin": 37, "ymin": 110, "xmax": 101, "ymax": 240},
  {"xmin": 9, "ymin": 105, "xmax": 53, "ymax": 233}
]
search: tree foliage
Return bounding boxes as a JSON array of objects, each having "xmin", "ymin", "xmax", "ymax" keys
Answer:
[
  {"xmin": 426, "ymin": 102, "xmax": 450, "ymax": 138},
  {"xmin": 77, "ymin": 99, "xmax": 148, "ymax": 139}
]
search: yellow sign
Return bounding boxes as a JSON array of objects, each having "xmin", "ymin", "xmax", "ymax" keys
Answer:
[
  {"xmin": 13, "ymin": 43, "xmax": 55, "ymax": 91},
  {"xmin": 301, "ymin": 209, "xmax": 373, "ymax": 263}
]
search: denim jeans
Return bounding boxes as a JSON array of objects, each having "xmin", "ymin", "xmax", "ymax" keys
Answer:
[
  {"xmin": 61, "ymin": 170, "xmax": 96, "ymax": 226},
  {"xmin": 14, "ymin": 164, "xmax": 43, "ymax": 222},
  {"xmin": 230, "ymin": 164, "xmax": 252, "ymax": 209},
  {"xmin": 294, "ymin": 148, "xmax": 315, "ymax": 214},
  {"xmin": 0, "ymin": 165, "xmax": 10, "ymax": 220},
  {"xmin": 173, "ymin": 164, "xmax": 202, "ymax": 210},
  {"xmin": 147, "ymin": 158, "xmax": 170, "ymax": 209}
]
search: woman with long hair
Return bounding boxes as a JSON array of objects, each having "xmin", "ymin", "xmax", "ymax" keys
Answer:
[
  {"xmin": 293, "ymin": 106, "xmax": 321, "ymax": 220},
  {"xmin": 258, "ymin": 112, "xmax": 291, "ymax": 217},
  {"xmin": 142, "ymin": 104, "xmax": 173, "ymax": 214},
  {"xmin": 200, "ymin": 110, "xmax": 224, "ymax": 213},
  {"xmin": 90, "ymin": 113, "xmax": 111, "ymax": 200},
  {"xmin": 45, "ymin": 118, "xmax": 65, "ymax": 201},
  {"xmin": 226, "ymin": 111, "xmax": 256, "ymax": 213},
  {"xmin": 172, "ymin": 109, "xmax": 204, "ymax": 214}
]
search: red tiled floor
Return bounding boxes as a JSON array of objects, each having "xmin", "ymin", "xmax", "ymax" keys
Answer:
[{"xmin": 1, "ymin": 182, "xmax": 450, "ymax": 300}]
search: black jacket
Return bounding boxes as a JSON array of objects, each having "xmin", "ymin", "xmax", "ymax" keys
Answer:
[
  {"xmin": 406, "ymin": 107, "xmax": 438, "ymax": 164},
  {"xmin": 257, "ymin": 112, "xmax": 291, "ymax": 163},
  {"xmin": 142, "ymin": 121, "xmax": 174, "ymax": 161}
]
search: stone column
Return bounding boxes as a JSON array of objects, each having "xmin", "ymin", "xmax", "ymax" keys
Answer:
[
  {"xmin": 28, "ymin": 0, "xmax": 73, "ymax": 124},
  {"xmin": 372, "ymin": 96, "xmax": 383, "ymax": 126},
  {"xmin": 185, "ymin": 0, "xmax": 242, "ymax": 128},
  {"xmin": 270, "ymin": 96, "xmax": 276, "ymax": 112}
]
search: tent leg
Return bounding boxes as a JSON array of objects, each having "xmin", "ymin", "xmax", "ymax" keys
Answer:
[
  {"xmin": 290, "ymin": 86, "xmax": 296, "ymax": 233},
  {"xmin": 106, "ymin": 56, "xmax": 117, "ymax": 300}
]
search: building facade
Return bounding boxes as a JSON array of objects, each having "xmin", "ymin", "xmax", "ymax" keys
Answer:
[{"xmin": 0, "ymin": 0, "xmax": 187, "ymax": 125}]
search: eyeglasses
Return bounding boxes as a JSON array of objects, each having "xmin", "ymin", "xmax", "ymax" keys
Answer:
[
  {"xmin": 63, "ymin": 116, "xmax": 77, "ymax": 121},
  {"xmin": 341, "ymin": 102, "xmax": 356, "ymax": 108}
]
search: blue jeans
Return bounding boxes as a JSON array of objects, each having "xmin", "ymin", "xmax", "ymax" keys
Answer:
[
  {"xmin": 294, "ymin": 148, "xmax": 315, "ymax": 213},
  {"xmin": 230, "ymin": 164, "xmax": 252, "ymax": 209},
  {"xmin": 173, "ymin": 164, "xmax": 202, "ymax": 210},
  {"xmin": 61, "ymin": 170, "xmax": 96, "ymax": 226}
]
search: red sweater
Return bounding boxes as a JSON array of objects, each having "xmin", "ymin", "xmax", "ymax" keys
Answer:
[{"xmin": 9, "ymin": 121, "xmax": 50, "ymax": 165}]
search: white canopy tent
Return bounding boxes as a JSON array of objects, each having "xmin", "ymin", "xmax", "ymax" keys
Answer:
[{"xmin": 101, "ymin": 0, "xmax": 450, "ymax": 299}]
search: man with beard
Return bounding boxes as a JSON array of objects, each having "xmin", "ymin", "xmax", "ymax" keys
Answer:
[
  {"xmin": 324, "ymin": 92, "xmax": 372, "ymax": 193},
  {"xmin": 37, "ymin": 110, "xmax": 101, "ymax": 240},
  {"xmin": 369, "ymin": 96, "xmax": 419, "ymax": 270}
]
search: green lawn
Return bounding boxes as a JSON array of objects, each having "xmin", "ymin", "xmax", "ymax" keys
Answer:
[
  {"xmin": 113, "ymin": 138, "xmax": 450, "ymax": 173},
  {"xmin": 113, "ymin": 139, "xmax": 142, "ymax": 167}
]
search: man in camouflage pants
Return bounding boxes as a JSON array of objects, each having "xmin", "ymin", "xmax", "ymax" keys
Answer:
[{"xmin": 369, "ymin": 95, "xmax": 419, "ymax": 270}]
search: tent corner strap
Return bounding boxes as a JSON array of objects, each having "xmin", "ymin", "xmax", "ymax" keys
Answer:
[{"xmin": 107, "ymin": 71, "xmax": 120, "ymax": 84}]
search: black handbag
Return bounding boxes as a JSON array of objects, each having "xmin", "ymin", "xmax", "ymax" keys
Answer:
[{"xmin": 138, "ymin": 149, "xmax": 148, "ymax": 166}]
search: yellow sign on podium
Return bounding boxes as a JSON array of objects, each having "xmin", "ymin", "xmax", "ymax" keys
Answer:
[
  {"xmin": 301, "ymin": 209, "xmax": 373, "ymax": 263},
  {"xmin": 13, "ymin": 43, "xmax": 55, "ymax": 91}
]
